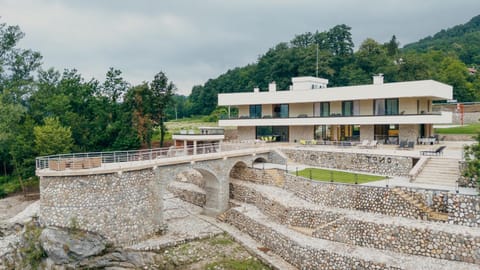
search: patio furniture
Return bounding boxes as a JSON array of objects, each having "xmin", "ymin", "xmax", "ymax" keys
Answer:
[
  {"xmin": 359, "ymin": 140, "xmax": 369, "ymax": 148},
  {"xmin": 366, "ymin": 140, "xmax": 378, "ymax": 148},
  {"xmin": 397, "ymin": 140, "xmax": 407, "ymax": 149},
  {"xmin": 406, "ymin": 141, "xmax": 415, "ymax": 150},
  {"xmin": 420, "ymin": 145, "xmax": 446, "ymax": 156}
]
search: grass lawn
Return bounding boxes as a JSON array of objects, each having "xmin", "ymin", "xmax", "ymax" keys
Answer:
[
  {"xmin": 435, "ymin": 123, "xmax": 480, "ymax": 134},
  {"xmin": 295, "ymin": 168, "xmax": 386, "ymax": 184}
]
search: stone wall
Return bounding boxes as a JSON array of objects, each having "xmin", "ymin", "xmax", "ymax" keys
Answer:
[
  {"xmin": 447, "ymin": 194, "xmax": 480, "ymax": 227},
  {"xmin": 399, "ymin": 124, "xmax": 418, "ymax": 142},
  {"xmin": 237, "ymin": 126, "xmax": 255, "ymax": 142},
  {"xmin": 281, "ymin": 148, "xmax": 413, "ymax": 176},
  {"xmin": 289, "ymin": 125, "xmax": 314, "ymax": 142},
  {"xmin": 229, "ymin": 181, "xmax": 480, "ymax": 265},
  {"xmin": 225, "ymin": 208, "xmax": 401, "ymax": 270},
  {"xmin": 284, "ymin": 175, "xmax": 425, "ymax": 219},
  {"xmin": 229, "ymin": 164, "xmax": 285, "ymax": 187},
  {"xmin": 360, "ymin": 125, "xmax": 374, "ymax": 141},
  {"xmin": 312, "ymin": 218, "xmax": 479, "ymax": 264},
  {"xmin": 230, "ymin": 181, "xmax": 341, "ymax": 228},
  {"xmin": 40, "ymin": 169, "xmax": 161, "ymax": 245}
]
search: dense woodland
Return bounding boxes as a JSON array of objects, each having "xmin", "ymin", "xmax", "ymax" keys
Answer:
[{"xmin": 1, "ymin": 15, "xmax": 480, "ymax": 196}]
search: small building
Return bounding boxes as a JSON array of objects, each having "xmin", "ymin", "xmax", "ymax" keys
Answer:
[
  {"xmin": 172, "ymin": 127, "xmax": 225, "ymax": 154},
  {"xmin": 218, "ymin": 75, "xmax": 453, "ymax": 144}
]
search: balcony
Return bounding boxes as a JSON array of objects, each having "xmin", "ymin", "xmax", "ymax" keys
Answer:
[{"xmin": 218, "ymin": 112, "xmax": 452, "ymax": 126}]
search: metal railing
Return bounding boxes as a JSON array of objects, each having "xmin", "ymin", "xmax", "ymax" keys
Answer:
[{"xmin": 36, "ymin": 143, "xmax": 223, "ymax": 170}]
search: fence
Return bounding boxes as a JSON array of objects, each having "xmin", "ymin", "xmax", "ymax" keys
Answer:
[{"xmin": 36, "ymin": 143, "xmax": 222, "ymax": 170}]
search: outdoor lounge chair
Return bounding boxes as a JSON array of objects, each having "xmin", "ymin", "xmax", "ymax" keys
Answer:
[
  {"xmin": 359, "ymin": 140, "xmax": 369, "ymax": 148},
  {"xmin": 406, "ymin": 141, "xmax": 415, "ymax": 150},
  {"xmin": 366, "ymin": 140, "xmax": 378, "ymax": 148},
  {"xmin": 397, "ymin": 140, "xmax": 407, "ymax": 149},
  {"xmin": 420, "ymin": 145, "xmax": 446, "ymax": 156}
]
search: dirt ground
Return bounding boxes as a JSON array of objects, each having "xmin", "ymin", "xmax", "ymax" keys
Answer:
[{"xmin": 0, "ymin": 195, "xmax": 36, "ymax": 222}]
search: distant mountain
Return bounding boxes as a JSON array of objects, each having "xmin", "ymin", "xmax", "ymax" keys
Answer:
[{"xmin": 403, "ymin": 15, "xmax": 480, "ymax": 65}]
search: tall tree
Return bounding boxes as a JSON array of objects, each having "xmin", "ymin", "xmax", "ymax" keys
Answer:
[
  {"xmin": 34, "ymin": 117, "xmax": 73, "ymax": 156},
  {"xmin": 150, "ymin": 71, "xmax": 175, "ymax": 147}
]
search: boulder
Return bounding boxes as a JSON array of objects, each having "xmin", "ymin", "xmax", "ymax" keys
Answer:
[{"xmin": 40, "ymin": 227, "xmax": 106, "ymax": 264}]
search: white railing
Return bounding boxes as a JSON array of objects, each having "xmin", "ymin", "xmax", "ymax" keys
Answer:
[{"xmin": 36, "ymin": 143, "xmax": 222, "ymax": 170}]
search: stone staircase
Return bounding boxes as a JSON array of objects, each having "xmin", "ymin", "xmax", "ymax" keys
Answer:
[
  {"xmin": 413, "ymin": 157, "xmax": 460, "ymax": 187},
  {"xmin": 392, "ymin": 188, "xmax": 448, "ymax": 222}
]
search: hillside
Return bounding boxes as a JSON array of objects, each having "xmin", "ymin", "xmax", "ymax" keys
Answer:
[
  {"xmin": 181, "ymin": 17, "xmax": 480, "ymax": 116},
  {"xmin": 403, "ymin": 15, "xmax": 480, "ymax": 65}
]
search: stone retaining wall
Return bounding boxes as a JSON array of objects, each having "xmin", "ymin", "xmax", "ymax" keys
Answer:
[
  {"xmin": 312, "ymin": 218, "xmax": 480, "ymax": 264},
  {"xmin": 284, "ymin": 175, "xmax": 425, "ymax": 219},
  {"xmin": 167, "ymin": 184, "xmax": 206, "ymax": 207},
  {"xmin": 281, "ymin": 148, "xmax": 413, "ymax": 176},
  {"xmin": 40, "ymin": 169, "xmax": 161, "ymax": 245},
  {"xmin": 225, "ymin": 208, "xmax": 401, "ymax": 270},
  {"xmin": 447, "ymin": 194, "xmax": 480, "ymax": 227},
  {"xmin": 229, "ymin": 165, "xmax": 285, "ymax": 187},
  {"xmin": 230, "ymin": 182, "xmax": 341, "ymax": 228}
]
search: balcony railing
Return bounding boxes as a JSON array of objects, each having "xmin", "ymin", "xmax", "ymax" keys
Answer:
[{"xmin": 223, "ymin": 112, "xmax": 442, "ymax": 120}]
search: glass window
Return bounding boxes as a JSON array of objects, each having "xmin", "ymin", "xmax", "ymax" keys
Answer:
[
  {"xmin": 385, "ymin": 98, "xmax": 399, "ymax": 115},
  {"xmin": 342, "ymin": 101, "xmax": 353, "ymax": 116},
  {"xmin": 249, "ymin": 104, "xmax": 262, "ymax": 118},
  {"xmin": 320, "ymin": 102, "xmax": 330, "ymax": 117},
  {"xmin": 374, "ymin": 99, "xmax": 385, "ymax": 115},
  {"xmin": 273, "ymin": 104, "xmax": 289, "ymax": 118},
  {"xmin": 314, "ymin": 125, "xmax": 330, "ymax": 140},
  {"xmin": 256, "ymin": 126, "xmax": 289, "ymax": 142}
]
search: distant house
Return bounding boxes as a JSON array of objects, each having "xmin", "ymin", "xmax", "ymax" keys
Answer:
[
  {"xmin": 468, "ymin": 67, "xmax": 477, "ymax": 75},
  {"xmin": 218, "ymin": 75, "xmax": 452, "ymax": 144}
]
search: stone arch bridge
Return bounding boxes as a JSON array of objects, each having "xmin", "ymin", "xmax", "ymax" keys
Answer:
[{"xmin": 36, "ymin": 147, "xmax": 275, "ymax": 244}]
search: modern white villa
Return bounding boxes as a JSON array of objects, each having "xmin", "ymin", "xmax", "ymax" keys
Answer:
[{"xmin": 218, "ymin": 75, "xmax": 453, "ymax": 144}]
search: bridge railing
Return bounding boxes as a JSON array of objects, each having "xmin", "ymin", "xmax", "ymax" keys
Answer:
[{"xmin": 36, "ymin": 142, "xmax": 222, "ymax": 170}]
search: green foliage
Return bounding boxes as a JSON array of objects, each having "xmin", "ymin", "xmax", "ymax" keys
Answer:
[
  {"xmin": 19, "ymin": 222, "xmax": 46, "ymax": 269},
  {"xmin": 464, "ymin": 134, "xmax": 480, "ymax": 185},
  {"xmin": 34, "ymin": 117, "xmax": 74, "ymax": 156},
  {"xmin": 205, "ymin": 258, "xmax": 269, "ymax": 270},
  {"xmin": 296, "ymin": 168, "xmax": 385, "ymax": 184}
]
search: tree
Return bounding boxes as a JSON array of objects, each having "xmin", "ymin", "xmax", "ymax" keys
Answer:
[
  {"xmin": 327, "ymin": 24, "xmax": 354, "ymax": 56},
  {"xmin": 34, "ymin": 117, "xmax": 73, "ymax": 156},
  {"xmin": 464, "ymin": 134, "xmax": 480, "ymax": 187},
  {"xmin": 150, "ymin": 71, "xmax": 175, "ymax": 147},
  {"xmin": 385, "ymin": 35, "xmax": 400, "ymax": 57}
]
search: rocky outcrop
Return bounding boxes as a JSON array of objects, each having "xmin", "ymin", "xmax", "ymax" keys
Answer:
[{"xmin": 40, "ymin": 227, "xmax": 106, "ymax": 265}]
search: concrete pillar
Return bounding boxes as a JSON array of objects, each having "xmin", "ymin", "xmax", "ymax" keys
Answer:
[{"xmin": 360, "ymin": 125, "xmax": 374, "ymax": 142}]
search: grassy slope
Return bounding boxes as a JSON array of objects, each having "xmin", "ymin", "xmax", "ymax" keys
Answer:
[{"xmin": 435, "ymin": 123, "xmax": 480, "ymax": 134}]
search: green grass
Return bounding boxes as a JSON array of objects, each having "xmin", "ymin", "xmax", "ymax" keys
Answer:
[
  {"xmin": 205, "ymin": 258, "xmax": 270, "ymax": 270},
  {"xmin": 295, "ymin": 168, "xmax": 386, "ymax": 184},
  {"xmin": 435, "ymin": 123, "xmax": 480, "ymax": 134}
]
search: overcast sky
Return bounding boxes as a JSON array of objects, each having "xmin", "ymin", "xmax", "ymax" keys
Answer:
[{"xmin": 1, "ymin": 0, "xmax": 479, "ymax": 95}]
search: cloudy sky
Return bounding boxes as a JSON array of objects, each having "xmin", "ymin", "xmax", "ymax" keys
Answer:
[{"xmin": 1, "ymin": 0, "xmax": 479, "ymax": 95}]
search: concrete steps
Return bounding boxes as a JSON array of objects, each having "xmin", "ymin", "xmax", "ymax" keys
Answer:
[
  {"xmin": 392, "ymin": 188, "xmax": 448, "ymax": 222},
  {"xmin": 414, "ymin": 158, "xmax": 460, "ymax": 187}
]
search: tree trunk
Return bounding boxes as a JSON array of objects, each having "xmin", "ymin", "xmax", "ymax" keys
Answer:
[{"xmin": 160, "ymin": 117, "xmax": 165, "ymax": 147}]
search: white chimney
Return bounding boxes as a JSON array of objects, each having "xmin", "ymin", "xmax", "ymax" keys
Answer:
[
  {"xmin": 268, "ymin": 81, "xmax": 276, "ymax": 92},
  {"xmin": 253, "ymin": 87, "xmax": 259, "ymax": 93},
  {"xmin": 373, "ymin": 74, "xmax": 384, "ymax": 85}
]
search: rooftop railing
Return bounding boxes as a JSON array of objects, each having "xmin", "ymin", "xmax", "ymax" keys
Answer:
[{"xmin": 36, "ymin": 143, "xmax": 222, "ymax": 171}]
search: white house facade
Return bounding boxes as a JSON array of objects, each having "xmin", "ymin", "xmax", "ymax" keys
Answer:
[{"xmin": 218, "ymin": 75, "xmax": 453, "ymax": 144}]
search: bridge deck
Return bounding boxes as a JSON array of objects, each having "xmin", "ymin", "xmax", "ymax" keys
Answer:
[{"xmin": 36, "ymin": 147, "xmax": 272, "ymax": 177}]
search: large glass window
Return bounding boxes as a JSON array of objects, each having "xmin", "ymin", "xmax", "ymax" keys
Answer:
[
  {"xmin": 314, "ymin": 102, "xmax": 334, "ymax": 117},
  {"xmin": 256, "ymin": 126, "xmax": 289, "ymax": 142},
  {"xmin": 314, "ymin": 125, "xmax": 331, "ymax": 140},
  {"xmin": 342, "ymin": 101, "xmax": 353, "ymax": 116},
  {"xmin": 385, "ymin": 98, "xmax": 399, "ymax": 115},
  {"xmin": 374, "ymin": 99, "xmax": 398, "ymax": 115},
  {"xmin": 249, "ymin": 104, "xmax": 262, "ymax": 118},
  {"xmin": 273, "ymin": 104, "xmax": 289, "ymax": 118},
  {"xmin": 374, "ymin": 124, "xmax": 399, "ymax": 144}
]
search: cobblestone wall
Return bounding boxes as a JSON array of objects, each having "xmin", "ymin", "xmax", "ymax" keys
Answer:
[
  {"xmin": 312, "ymin": 218, "xmax": 480, "ymax": 264},
  {"xmin": 447, "ymin": 194, "xmax": 480, "ymax": 227},
  {"xmin": 40, "ymin": 169, "xmax": 161, "ymax": 245},
  {"xmin": 281, "ymin": 148, "xmax": 413, "ymax": 176},
  {"xmin": 284, "ymin": 175, "xmax": 425, "ymax": 219},
  {"xmin": 225, "ymin": 208, "xmax": 401, "ymax": 270},
  {"xmin": 230, "ymin": 164, "xmax": 285, "ymax": 187}
]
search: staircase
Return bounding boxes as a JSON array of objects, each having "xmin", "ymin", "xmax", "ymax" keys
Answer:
[
  {"xmin": 413, "ymin": 157, "xmax": 460, "ymax": 187},
  {"xmin": 392, "ymin": 188, "xmax": 448, "ymax": 222}
]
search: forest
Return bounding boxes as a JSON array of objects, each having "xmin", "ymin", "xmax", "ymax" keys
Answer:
[{"xmin": 1, "ymin": 15, "xmax": 480, "ymax": 196}]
